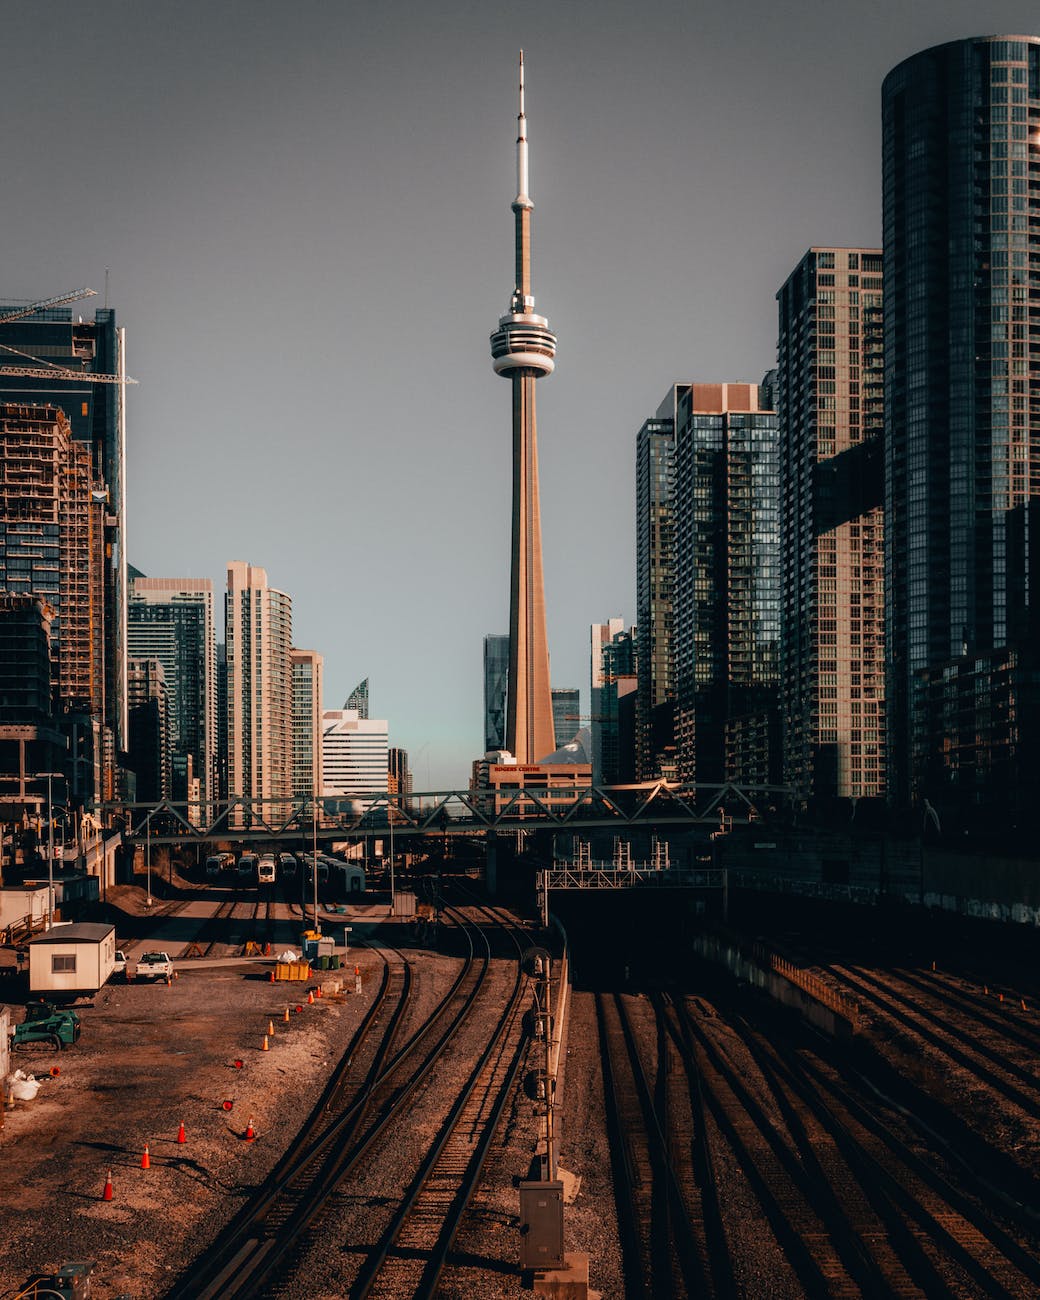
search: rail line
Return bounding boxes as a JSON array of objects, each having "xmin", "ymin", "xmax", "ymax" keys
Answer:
[
  {"xmin": 674, "ymin": 976, "xmax": 1040, "ymax": 1297},
  {"xmin": 352, "ymin": 904, "xmax": 529, "ymax": 1296},
  {"xmin": 824, "ymin": 964, "xmax": 1040, "ymax": 1121},
  {"xmin": 167, "ymin": 904, "xmax": 527, "ymax": 1298},
  {"xmin": 596, "ymin": 991, "xmax": 716, "ymax": 1297}
]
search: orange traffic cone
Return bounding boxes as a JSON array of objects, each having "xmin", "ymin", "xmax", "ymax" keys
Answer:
[
  {"xmin": 245, "ymin": 1117, "xmax": 255, "ymax": 1141},
  {"xmin": 141, "ymin": 1145, "xmax": 151, "ymax": 1170},
  {"xmin": 283, "ymin": 1006, "xmax": 290, "ymax": 1023},
  {"xmin": 261, "ymin": 1034, "xmax": 269, "ymax": 1052},
  {"xmin": 355, "ymin": 965, "xmax": 360, "ymax": 977},
  {"xmin": 316, "ymin": 985, "xmax": 322, "ymax": 999},
  {"xmin": 177, "ymin": 1122, "xmax": 186, "ymax": 1144},
  {"xmin": 103, "ymin": 1169, "xmax": 114, "ymax": 1201},
  {"xmin": 268, "ymin": 970, "xmax": 275, "ymax": 983},
  {"xmin": 268, "ymin": 1019, "xmax": 275, "ymax": 1037},
  {"xmin": 307, "ymin": 990, "xmax": 314, "ymax": 1004}
]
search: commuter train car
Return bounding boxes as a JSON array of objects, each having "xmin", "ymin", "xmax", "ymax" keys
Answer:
[
  {"xmin": 330, "ymin": 860, "xmax": 366, "ymax": 896},
  {"xmin": 238, "ymin": 853, "xmax": 258, "ymax": 883},
  {"xmin": 278, "ymin": 852, "xmax": 297, "ymax": 880},
  {"xmin": 257, "ymin": 855, "xmax": 277, "ymax": 886}
]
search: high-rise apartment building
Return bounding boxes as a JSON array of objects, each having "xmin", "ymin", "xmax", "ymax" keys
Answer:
[
  {"xmin": 388, "ymin": 747, "xmax": 412, "ymax": 797},
  {"xmin": 777, "ymin": 249, "xmax": 886, "ymax": 805},
  {"xmin": 0, "ymin": 302, "xmax": 129, "ymax": 796},
  {"xmin": 0, "ymin": 403, "xmax": 105, "ymax": 716},
  {"xmin": 483, "ymin": 634, "xmax": 509, "ymax": 752},
  {"xmin": 225, "ymin": 562, "xmax": 292, "ymax": 819},
  {"xmin": 0, "ymin": 595, "xmax": 53, "ymax": 724},
  {"xmin": 322, "ymin": 709, "xmax": 389, "ymax": 800},
  {"xmin": 635, "ymin": 394, "xmax": 680, "ymax": 780},
  {"xmin": 882, "ymin": 36, "xmax": 1040, "ymax": 819},
  {"xmin": 673, "ymin": 382, "xmax": 781, "ymax": 787},
  {"xmin": 128, "ymin": 575, "xmax": 216, "ymax": 808},
  {"xmin": 290, "ymin": 648, "xmax": 324, "ymax": 801},
  {"xmin": 126, "ymin": 658, "xmax": 169, "ymax": 803}
]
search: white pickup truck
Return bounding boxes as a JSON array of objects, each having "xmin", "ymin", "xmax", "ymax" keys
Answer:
[{"xmin": 135, "ymin": 951, "xmax": 175, "ymax": 982}]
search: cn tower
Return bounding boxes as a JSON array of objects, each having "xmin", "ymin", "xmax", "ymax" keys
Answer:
[{"xmin": 490, "ymin": 52, "xmax": 557, "ymax": 764}]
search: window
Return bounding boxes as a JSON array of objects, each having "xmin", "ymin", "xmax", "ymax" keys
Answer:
[{"xmin": 52, "ymin": 954, "xmax": 77, "ymax": 974}]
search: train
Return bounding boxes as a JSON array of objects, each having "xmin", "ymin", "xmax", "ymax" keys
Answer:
[{"xmin": 257, "ymin": 855, "xmax": 277, "ymax": 885}]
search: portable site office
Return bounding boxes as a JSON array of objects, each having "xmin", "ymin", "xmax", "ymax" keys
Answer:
[{"xmin": 27, "ymin": 922, "xmax": 116, "ymax": 998}]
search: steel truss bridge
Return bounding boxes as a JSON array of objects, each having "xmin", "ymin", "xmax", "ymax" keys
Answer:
[{"xmin": 103, "ymin": 780, "xmax": 792, "ymax": 848}]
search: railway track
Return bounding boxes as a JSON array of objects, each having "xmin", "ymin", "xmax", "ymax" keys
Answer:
[
  {"xmin": 352, "ymin": 905, "xmax": 528, "ymax": 1296},
  {"xmin": 672, "ymin": 976, "xmax": 1040, "ymax": 1297},
  {"xmin": 824, "ymin": 963, "xmax": 1040, "ymax": 1120},
  {"xmin": 596, "ymin": 991, "xmax": 715, "ymax": 1298},
  {"xmin": 166, "ymin": 904, "xmax": 529, "ymax": 1299}
]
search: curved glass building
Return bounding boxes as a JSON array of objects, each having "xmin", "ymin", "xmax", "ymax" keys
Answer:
[{"xmin": 883, "ymin": 36, "xmax": 1040, "ymax": 818}]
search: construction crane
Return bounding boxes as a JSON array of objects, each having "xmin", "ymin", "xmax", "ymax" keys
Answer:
[
  {"xmin": 0, "ymin": 287, "xmax": 97, "ymax": 327},
  {"xmin": 0, "ymin": 287, "xmax": 136, "ymax": 385}
]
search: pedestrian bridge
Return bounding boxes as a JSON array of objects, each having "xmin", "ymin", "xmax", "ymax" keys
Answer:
[{"xmin": 104, "ymin": 780, "xmax": 791, "ymax": 847}]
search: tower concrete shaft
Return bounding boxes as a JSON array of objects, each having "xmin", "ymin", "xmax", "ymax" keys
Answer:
[{"xmin": 490, "ymin": 53, "xmax": 557, "ymax": 764}]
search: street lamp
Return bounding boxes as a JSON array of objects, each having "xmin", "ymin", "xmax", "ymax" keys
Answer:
[
  {"xmin": 389, "ymin": 792, "xmax": 395, "ymax": 915},
  {"xmin": 37, "ymin": 773, "xmax": 64, "ymax": 932},
  {"xmin": 311, "ymin": 785, "xmax": 319, "ymax": 932}
]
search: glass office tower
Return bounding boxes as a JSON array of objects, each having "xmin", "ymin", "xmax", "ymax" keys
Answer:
[{"xmin": 883, "ymin": 36, "xmax": 1040, "ymax": 819}]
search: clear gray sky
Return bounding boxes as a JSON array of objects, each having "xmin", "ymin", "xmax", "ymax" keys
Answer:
[{"xmin": 3, "ymin": 1, "xmax": 1037, "ymax": 787}]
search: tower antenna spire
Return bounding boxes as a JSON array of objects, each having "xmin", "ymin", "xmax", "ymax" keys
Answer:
[{"xmin": 516, "ymin": 50, "xmax": 530, "ymax": 211}]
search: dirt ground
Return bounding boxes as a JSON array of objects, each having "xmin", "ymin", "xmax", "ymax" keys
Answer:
[
  {"xmin": 1, "ymin": 880, "xmax": 621, "ymax": 1299},
  {"xmin": 0, "ymin": 888, "xmax": 386, "ymax": 1298}
]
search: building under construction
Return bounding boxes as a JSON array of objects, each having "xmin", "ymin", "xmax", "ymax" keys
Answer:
[{"xmin": 0, "ymin": 402, "xmax": 107, "ymax": 811}]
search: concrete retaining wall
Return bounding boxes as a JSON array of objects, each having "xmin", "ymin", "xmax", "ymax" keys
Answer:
[
  {"xmin": 692, "ymin": 930, "xmax": 858, "ymax": 1041},
  {"xmin": 726, "ymin": 829, "xmax": 1040, "ymax": 928}
]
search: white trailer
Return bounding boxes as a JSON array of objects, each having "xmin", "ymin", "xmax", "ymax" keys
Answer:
[{"xmin": 27, "ymin": 922, "xmax": 116, "ymax": 998}]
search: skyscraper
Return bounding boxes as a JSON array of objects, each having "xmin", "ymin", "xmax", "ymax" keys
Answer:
[
  {"xmin": 777, "ymin": 249, "xmax": 886, "ymax": 805},
  {"xmin": 489, "ymin": 54, "xmax": 557, "ymax": 763},
  {"xmin": 0, "ymin": 300, "xmax": 129, "ymax": 794},
  {"xmin": 883, "ymin": 36, "xmax": 1040, "ymax": 818},
  {"xmin": 635, "ymin": 394, "xmax": 680, "ymax": 780},
  {"xmin": 673, "ymin": 382, "xmax": 781, "ymax": 787},
  {"xmin": 126, "ymin": 658, "xmax": 169, "ymax": 803},
  {"xmin": 128, "ymin": 576, "xmax": 216, "ymax": 809},
  {"xmin": 483, "ymin": 634, "xmax": 509, "ymax": 752},
  {"xmin": 0, "ymin": 402, "xmax": 106, "ymax": 807},
  {"xmin": 225, "ymin": 561, "xmax": 292, "ymax": 819},
  {"xmin": 290, "ymin": 648, "xmax": 324, "ymax": 801},
  {"xmin": 591, "ymin": 622, "xmax": 637, "ymax": 785},
  {"xmin": 551, "ymin": 688, "xmax": 581, "ymax": 748}
]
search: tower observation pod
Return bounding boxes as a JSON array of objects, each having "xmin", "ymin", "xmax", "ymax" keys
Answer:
[{"xmin": 489, "ymin": 52, "xmax": 558, "ymax": 765}]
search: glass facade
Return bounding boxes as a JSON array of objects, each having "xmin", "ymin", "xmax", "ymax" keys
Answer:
[
  {"xmin": 673, "ymin": 383, "xmax": 781, "ymax": 786},
  {"xmin": 128, "ymin": 578, "xmax": 216, "ymax": 808},
  {"xmin": 483, "ymin": 633, "xmax": 509, "ymax": 752},
  {"xmin": 883, "ymin": 36, "xmax": 1040, "ymax": 815},
  {"xmin": 635, "ymin": 403, "xmax": 678, "ymax": 779}
]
